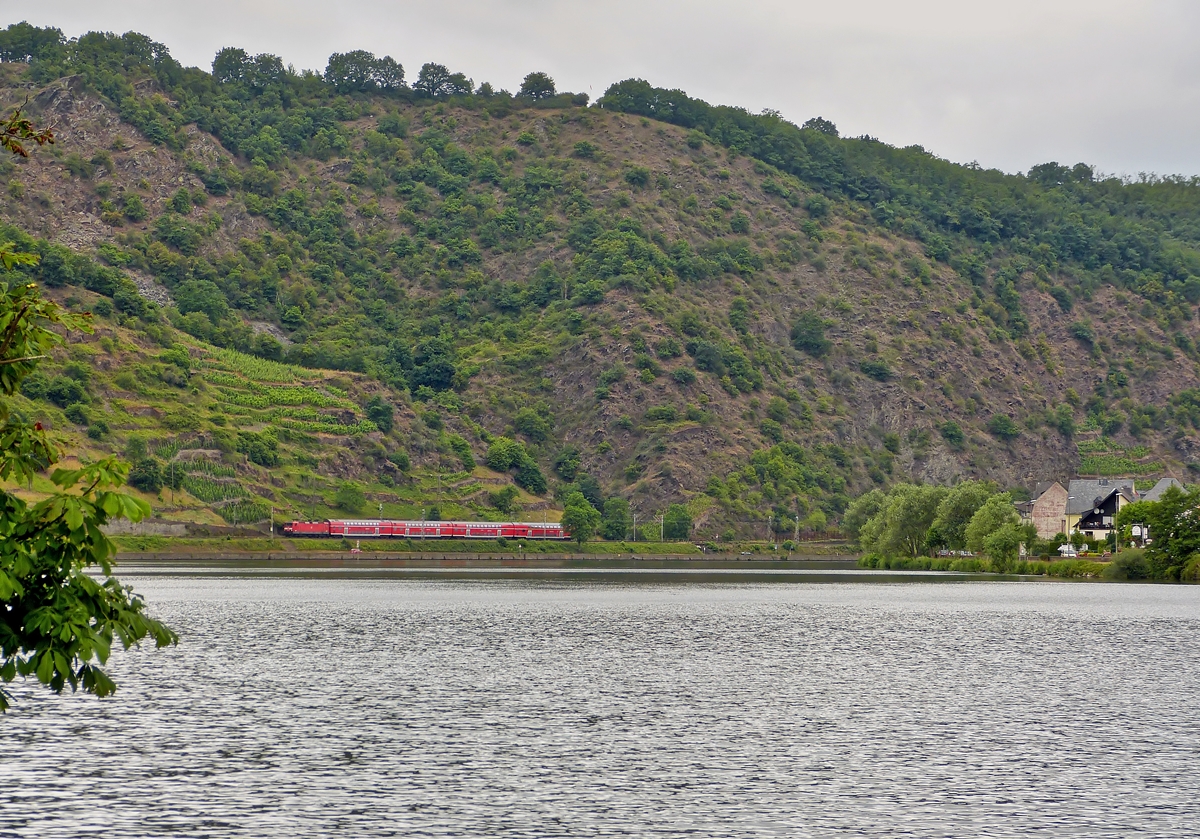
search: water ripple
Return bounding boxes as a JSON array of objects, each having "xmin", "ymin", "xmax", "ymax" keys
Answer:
[{"xmin": 3, "ymin": 579, "xmax": 1199, "ymax": 837}]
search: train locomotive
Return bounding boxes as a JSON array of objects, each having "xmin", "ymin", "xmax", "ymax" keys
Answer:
[{"xmin": 282, "ymin": 519, "xmax": 567, "ymax": 540}]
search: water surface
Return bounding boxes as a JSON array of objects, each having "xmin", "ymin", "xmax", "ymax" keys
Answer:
[{"xmin": 4, "ymin": 574, "xmax": 1198, "ymax": 837}]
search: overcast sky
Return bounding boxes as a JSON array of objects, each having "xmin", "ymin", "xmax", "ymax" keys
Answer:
[{"xmin": 15, "ymin": 1, "xmax": 1200, "ymax": 177}]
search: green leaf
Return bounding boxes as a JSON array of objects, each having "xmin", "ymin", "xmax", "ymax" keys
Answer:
[
  {"xmin": 35, "ymin": 650, "xmax": 53, "ymax": 684},
  {"xmin": 64, "ymin": 503, "xmax": 84, "ymax": 532}
]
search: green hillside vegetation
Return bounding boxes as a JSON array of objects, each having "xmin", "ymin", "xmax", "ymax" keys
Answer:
[{"xmin": 2, "ymin": 21, "xmax": 1200, "ymax": 538}]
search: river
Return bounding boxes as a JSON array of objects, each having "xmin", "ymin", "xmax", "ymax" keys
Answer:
[{"xmin": 3, "ymin": 568, "xmax": 1199, "ymax": 837}]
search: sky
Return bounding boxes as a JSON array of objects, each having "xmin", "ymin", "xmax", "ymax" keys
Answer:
[{"xmin": 13, "ymin": 1, "xmax": 1200, "ymax": 177}]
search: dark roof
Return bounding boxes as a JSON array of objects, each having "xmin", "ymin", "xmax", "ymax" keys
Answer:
[
  {"xmin": 1141, "ymin": 478, "xmax": 1183, "ymax": 502},
  {"xmin": 1034, "ymin": 481, "xmax": 1060, "ymax": 498},
  {"xmin": 1066, "ymin": 478, "xmax": 1136, "ymax": 515}
]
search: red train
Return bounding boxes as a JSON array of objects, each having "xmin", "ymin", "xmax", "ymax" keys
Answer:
[{"xmin": 283, "ymin": 519, "xmax": 567, "ymax": 540}]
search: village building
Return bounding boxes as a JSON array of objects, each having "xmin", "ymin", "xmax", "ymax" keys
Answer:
[
  {"xmin": 1015, "ymin": 481, "xmax": 1069, "ymax": 539},
  {"xmin": 1066, "ymin": 478, "xmax": 1138, "ymax": 542},
  {"xmin": 1139, "ymin": 477, "xmax": 1183, "ymax": 503}
]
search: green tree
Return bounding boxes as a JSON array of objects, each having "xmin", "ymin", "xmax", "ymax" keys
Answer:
[
  {"xmin": 663, "ymin": 503, "xmax": 693, "ymax": 540},
  {"xmin": 929, "ymin": 481, "xmax": 995, "ymax": 550},
  {"xmin": 518, "ymin": 72, "xmax": 556, "ymax": 100},
  {"xmin": 413, "ymin": 62, "xmax": 471, "ymax": 98},
  {"xmin": 859, "ymin": 483, "xmax": 948, "ymax": 557},
  {"xmin": 964, "ymin": 493, "xmax": 1018, "ymax": 553},
  {"xmin": 842, "ymin": 488, "xmax": 886, "ymax": 542},
  {"xmin": 982, "ymin": 522, "xmax": 1030, "ymax": 570},
  {"xmin": 1139, "ymin": 486, "xmax": 1200, "ymax": 578},
  {"xmin": 1114, "ymin": 499, "xmax": 1155, "ymax": 548},
  {"xmin": 601, "ymin": 497, "xmax": 632, "ymax": 540},
  {"xmin": 561, "ymin": 491, "xmax": 600, "ymax": 545},
  {"xmin": 1, "ymin": 235, "xmax": 175, "ymax": 712}
]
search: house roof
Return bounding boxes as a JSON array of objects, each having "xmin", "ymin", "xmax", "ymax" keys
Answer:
[
  {"xmin": 1034, "ymin": 481, "xmax": 1063, "ymax": 499},
  {"xmin": 1066, "ymin": 478, "xmax": 1136, "ymax": 515},
  {"xmin": 1141, "ymin": 477, "xmax": 1183, "ymax": 502}
]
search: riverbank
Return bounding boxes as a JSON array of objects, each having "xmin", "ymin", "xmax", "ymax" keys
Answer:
[
  {"xmin": 859, "ymin": 553, "xmax": 1110, "ymax": 578},
  {"xmin": 112, "ymin": 535, "xmax": 856, "ymax": 559}
]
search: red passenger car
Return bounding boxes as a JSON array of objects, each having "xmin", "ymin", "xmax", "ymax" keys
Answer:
[{"xmin": 282, "ymin": 519, "xmax": 567, "ymax": 540}]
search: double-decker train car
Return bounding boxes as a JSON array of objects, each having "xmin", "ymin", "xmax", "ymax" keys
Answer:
[{"xmin": 282, "ymin": 519, "xmax": 567, "ymax": 540}]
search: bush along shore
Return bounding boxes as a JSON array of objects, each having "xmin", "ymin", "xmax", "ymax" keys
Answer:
[{"xmin": 858, "ymin": 553, "xmax": 1109, "ymax": 579}]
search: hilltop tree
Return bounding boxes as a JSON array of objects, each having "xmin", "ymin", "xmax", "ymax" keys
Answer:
[
  {"xmin": 519, "ymin": 72, "xmax": 556, "ymax": 100},
  {"xmin": 324, "ymin": 50, "xmax": 405, "ymax": 93},
  {"xmin": 802, "ymin": 116, "xmax": 839, "ymax": 136},
  {"xmin": 413, "ymin": 63, "xmax": 472, "ymax": 99}
]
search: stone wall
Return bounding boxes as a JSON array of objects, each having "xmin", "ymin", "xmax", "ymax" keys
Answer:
[{"xmin": 1032, "ymin": 483, "xmax": 1069, "ymax": 539}]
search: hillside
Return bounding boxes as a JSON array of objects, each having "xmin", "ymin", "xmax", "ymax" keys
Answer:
[{"xmin": 3, "ymin": 24, "xmax": 1200, "ymax": 539}]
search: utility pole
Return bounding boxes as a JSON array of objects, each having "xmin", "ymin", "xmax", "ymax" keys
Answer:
[
  {"xmin": 632, "ymin": 513, "xmax": 637, "ymax": 541},
  {"xmin": 660, "ymin": 514, "xmax": 665, "ymax": 542},
  {"xmin": 794, "ymin": 515, "xmax": 800, "ymax": 543}
]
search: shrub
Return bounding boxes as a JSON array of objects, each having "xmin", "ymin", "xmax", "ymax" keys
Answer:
[
  {"xmin": 128, "ymin": 458, "xmax": 163, "ymax": 493},
  {"xmin": 671, "ymin": 367, "xmax": 696, "ymax": 386},
  {"xmin": 489, "ymin": 485, "xmax": 521, "ymax": 514},
  {"xmin": 122, "ymin": 193, "xmax": 148, "ymax": 222},
  {"xmin": 514, "ymin": 456, "xmax": 547, "ymax": 494},
  {"xmin": 514, "ymin": 407, "xmax": 552, "ymax": 442},
  {"xmin": 447, "ymin": 433, "xmax": 475, "ymax": 469},
  {"xmin": 624, "ymin": 166, "xmax": 651, "ymax": 187},
  {"xmin": 64, "ymin": 403, "xmax": 89, "ymax": 425},
  {"xmin": 859, "ymin": 359, "xmax": 893, "ymax": 381},
  {"xmin": 334, "ymin": 482, "xmax": 366, "ymax": 514},
  {"xmin": 791, "ymin": 311, "xmax": 830, "ymax": 356},
  {"xmin": 364, "ymin": 395, "xmax": 394, "ymax": 434},
  {"xmin": 236, "ymin": 430, "xmax": 279, "ymax": 467},
  {"xmin": 388, "ymin": 450, "xmax": 411, "ymax": 471},
  {"xmin": 655, "ymin": 337, "xmax": 682, "ymax": 359},
  {"xmin": 940, "ymin": 421, "xmax": 965, "ymax": 448},
  {"xmin": 486, "ymin": 436, "xmax": 525, "ymax": 471},
  {"xmin": 760, "ymin": 419, "xmax": 784, "ymax": 442},
  {"xmin": 645, "ymin": 405, "xmax": 678, "ymax": 423},
  {"xmin": 1069, "ymin": 321, "xmax": 1095, "ymax": 344},
  {"xmin": 987, "ymin": 414, "xmax": 1021, "ymax": 441},
  {"xmin": 45, "ymin": 376, "xmax": 86, "ymax": 407}
]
